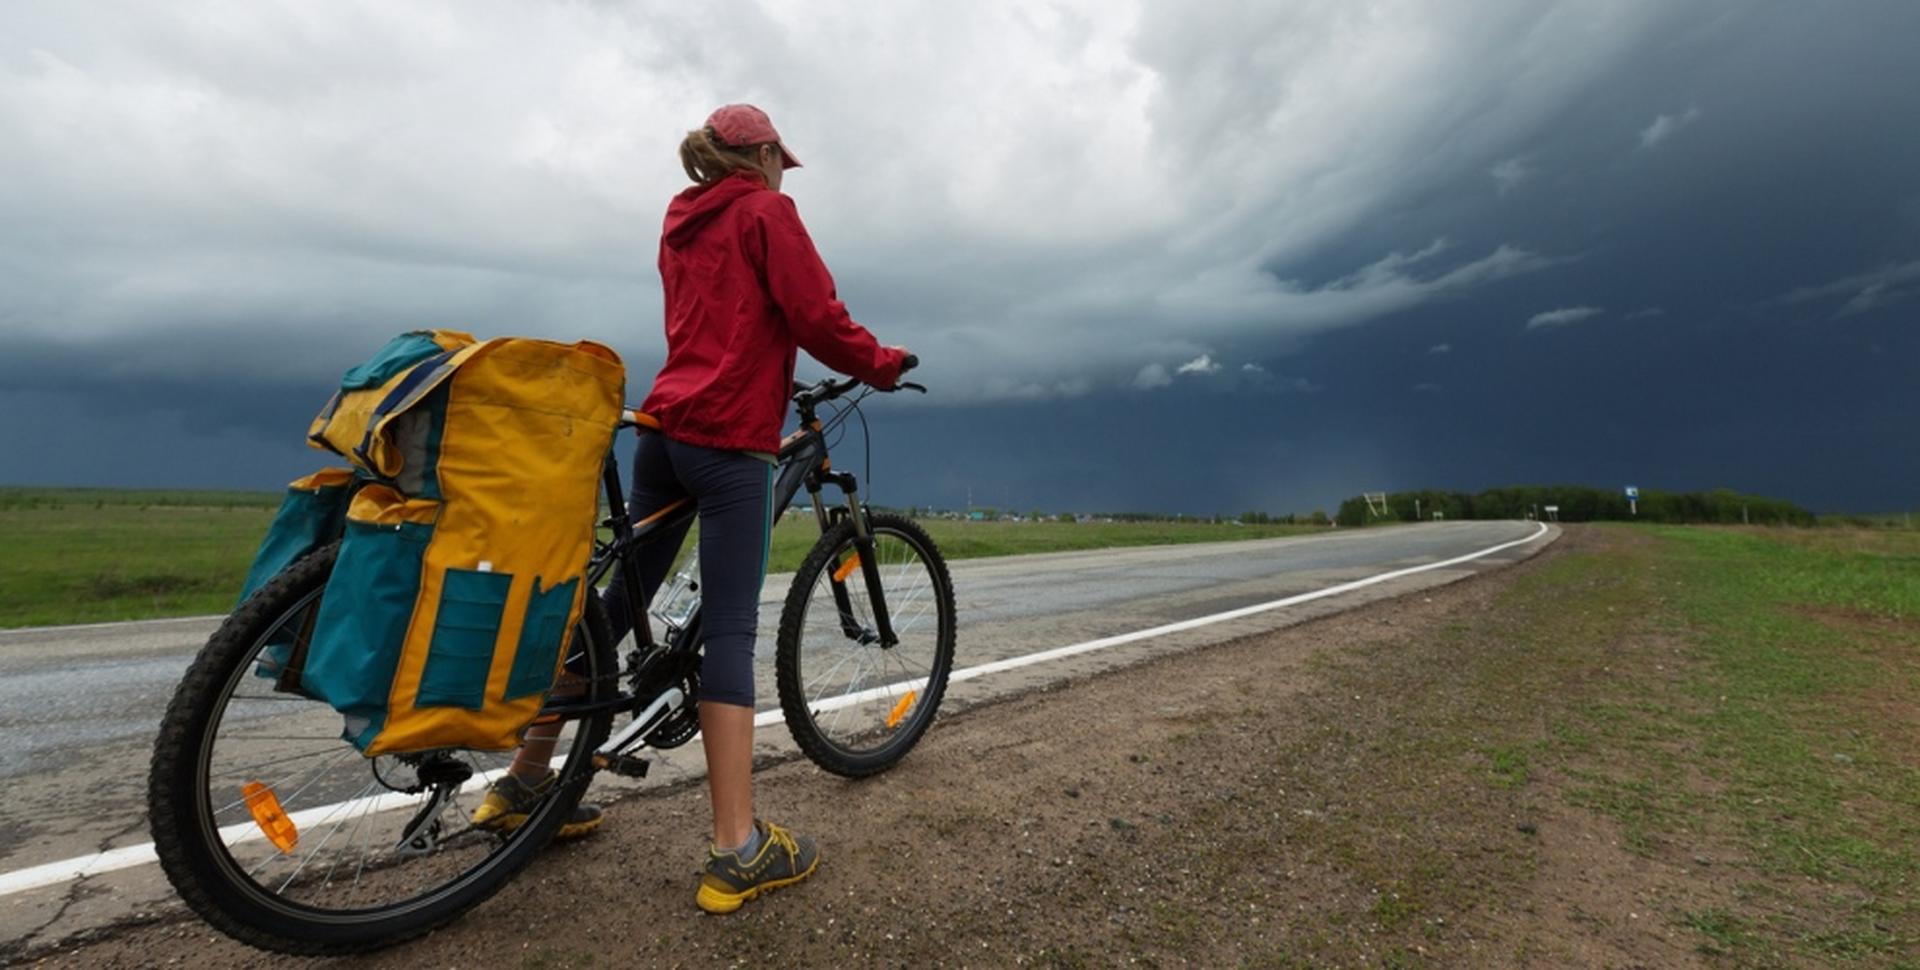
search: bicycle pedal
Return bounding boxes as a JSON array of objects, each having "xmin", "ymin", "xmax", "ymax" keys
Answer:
[{"xmin": 595, "ymin": 753, "xmax": 650, "ymax": 778}]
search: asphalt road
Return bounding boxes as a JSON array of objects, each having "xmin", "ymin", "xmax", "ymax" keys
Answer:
[{"xmin": 0, "ymin": 520, "xmax": 1552, "ymax": 954}]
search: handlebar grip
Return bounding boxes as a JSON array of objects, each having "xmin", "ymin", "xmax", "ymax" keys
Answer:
[{"xmin": 899, "ymin": 353, "xmax": 919, "ymax": 373}]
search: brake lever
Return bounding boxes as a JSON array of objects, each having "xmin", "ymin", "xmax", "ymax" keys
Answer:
[{"xmin": 896, "ymin": 381, "xmax": 928, "ymax": 394}]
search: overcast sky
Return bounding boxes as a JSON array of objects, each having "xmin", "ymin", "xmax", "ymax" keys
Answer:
[{"xmin": 2, "ymin": 1, "xmax": 1915, "ymax": 514}]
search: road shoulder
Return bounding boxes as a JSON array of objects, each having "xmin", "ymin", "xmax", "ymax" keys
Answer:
[{"xmin": 46, "ymin": 526, "xmax": 1591, "ymax": 967}]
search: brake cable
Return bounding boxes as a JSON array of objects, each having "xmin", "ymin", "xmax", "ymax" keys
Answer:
[
  {"xmin": 810, "ymin": 380, "xmax": 889, "ymax": 504},
  {"xmin": 849, "ymin": 389, "xmax": 874, "ymax": 501}
]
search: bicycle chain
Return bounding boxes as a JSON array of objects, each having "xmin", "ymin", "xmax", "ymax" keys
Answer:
[
  {"xmin": 646, "ymin": 668, "xmax": 702, "ymax": 749},
  {"xmin": 614, "ymin": 638, "xmax": 703, "ymax": 749}
]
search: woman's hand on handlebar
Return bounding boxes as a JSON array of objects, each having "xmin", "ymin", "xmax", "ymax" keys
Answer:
[{"xmin": 889, "ymin": 347, "xmax": 921, "ymax": 391}]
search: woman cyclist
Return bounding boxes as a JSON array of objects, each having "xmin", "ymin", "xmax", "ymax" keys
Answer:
[{"xmin": 469, "ymin": 104, "xmax": 911, "ymax": 914}]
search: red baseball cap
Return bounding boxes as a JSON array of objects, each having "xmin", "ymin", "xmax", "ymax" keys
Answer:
[{"xmin": 706, "ymin": 103, "xmax": 802, "ymax": 169}]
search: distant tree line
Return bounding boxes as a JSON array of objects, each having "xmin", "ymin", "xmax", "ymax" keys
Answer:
[
  {"xmin": 1238, "ymin": 510, "xmax": 1331, "ymax": 526},
  {"xmin": 1334, "ymin": 486, "xmax": 1815, "ymax": 527}
]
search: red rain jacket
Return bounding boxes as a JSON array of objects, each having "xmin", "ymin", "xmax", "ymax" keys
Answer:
[{"xmin": 640, "ymin": 171, "xmax": 906, "ymax": 454}]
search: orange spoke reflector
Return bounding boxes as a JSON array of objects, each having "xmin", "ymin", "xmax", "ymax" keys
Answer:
[
  {"xmin": 885, "ymin": 690, "xmax": 918, "ymax": 730},
  {"xmin": 832, "ymin": 553, "xmax": 862, "ymax": 583},
  {"xmin": 241, "ymin": 781, "xmax": 300, "ymax": 854}
]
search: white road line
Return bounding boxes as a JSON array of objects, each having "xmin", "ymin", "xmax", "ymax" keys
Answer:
[
  {"xmin": 0, "ymin": 614, "xmax": 226, "ymax": 636},
  {"xmin": 761, "ymin": 520, "xmax": 1552, "ymax": 718},
  {"xmin": 0, "ymin": 768, "xmax": 519, "ymax": 899},
  {"xmin": 0, "ymin": 521, "xmax": 1548, "ymax": 899}
]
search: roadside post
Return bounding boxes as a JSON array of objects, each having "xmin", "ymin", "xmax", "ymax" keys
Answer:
[{"xmin": 1625, "ymin": 485, "xmax": 1639, "ymax": 517}]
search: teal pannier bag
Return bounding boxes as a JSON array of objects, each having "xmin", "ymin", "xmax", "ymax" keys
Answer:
[
  {"xmin": 236, "ymin": 467, "xmax": 358, "ymax": 606},
  {"xmin": 239, "ymin": 467, "xmax": 356, "ymax": 684}
]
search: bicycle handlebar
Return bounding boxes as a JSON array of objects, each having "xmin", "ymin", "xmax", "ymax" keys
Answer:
[{"xmin": 791, "ymin": 354, "xmax": 924, "ymax": 409}]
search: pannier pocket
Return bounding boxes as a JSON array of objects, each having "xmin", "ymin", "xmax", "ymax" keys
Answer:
[
  {"xmin": 417, "ymin": 568, "xmax": 513, "ymax": 710},
  {"xmin": 506, "ymin": 577, "xmax": 578, "ymax": 700}
]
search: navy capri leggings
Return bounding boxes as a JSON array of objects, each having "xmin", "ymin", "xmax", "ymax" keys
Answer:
[{"xmin": 599, "ymin": 431, "xmax": 773, "ymax": 707}]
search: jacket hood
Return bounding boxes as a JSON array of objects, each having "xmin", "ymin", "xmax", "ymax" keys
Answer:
[{"xmin": 663, "ymin": 172, "xmax": 768, "ymax": 249}]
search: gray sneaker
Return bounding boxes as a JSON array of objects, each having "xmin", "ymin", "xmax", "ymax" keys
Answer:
[
  {"xmin": 695, "ymin": 820, "xmax": 821, "ymax": 914},
  {"xmin": 468, "ymin": 771, "xmax": 602, "ymax": 840}
]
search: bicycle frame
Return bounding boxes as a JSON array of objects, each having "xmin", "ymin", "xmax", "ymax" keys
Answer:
[{"xmin": 542, "ymin": 381, "xmax": 903, "ymax": 736}]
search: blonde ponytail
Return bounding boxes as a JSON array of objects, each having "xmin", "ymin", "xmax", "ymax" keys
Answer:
[{"xmin": 679, "ymin": 126, "xmax": 765, "ymax": 184}]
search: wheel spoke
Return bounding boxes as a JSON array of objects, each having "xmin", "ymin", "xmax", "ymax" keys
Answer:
[
  {"xmin": 888, "ymin": 566, "xmax": 930, "ymax": 611},
  {"xmin": 276, "ymin": 779, "xmax": 379, "ymax": 894},
  {"xmin": 891, "ymin": 597, "xmax": 936, "ymax": 635},
  {"xmin": 200, "ymin": 694, "xmax": 332, "ymax": 702},
  {"xmin": 324, "ymin": 787, "xmax": 380, "ymax": 889},
  {"xmin": 884, "ymin": 644, "xmax": 930, "ymax": 682},
  {"xmin": 208, "ymin": 744, "xmax": 364, "ymax": 786},
  {"xmin": 804, "ymin": 645, "xmax": 862, "ymax": 700},
  {"xmin": 219, "ymin": 746, "xmax": 356, "ymax": 821},
  {"xmin": 886, "ymin": 584, "xmax": 933, "ymax": 631},
  {"xmin": 214, "ymin": 734, "xmax": 349, "ymax": 742},
  {"xmin": 351, "ymin": 796, "xmax": 383, "ymax": 890}
]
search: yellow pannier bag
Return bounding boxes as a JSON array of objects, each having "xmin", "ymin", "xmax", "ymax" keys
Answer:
[{"xmin": 300, "ymin": 333, "xmax": 623, "ymax": 755}]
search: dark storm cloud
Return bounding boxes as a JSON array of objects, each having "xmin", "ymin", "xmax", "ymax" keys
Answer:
[
  {"xmin": 0, "ymin": 1, "xmax": 1687, "ymax": 394},
  {"xmin": 2, "ymin": 1, "xmax": 1918, "ymax": 513}
]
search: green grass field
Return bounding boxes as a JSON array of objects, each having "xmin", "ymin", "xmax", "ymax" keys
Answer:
[
  {"xmin": 0, "ymin": 487, "xmax": 1320, "ymax": 628},
  {"xmin": 1585, "ymin": 526, "xmax": 1920, "ymax": 961},
  {"xmin": 1422, "ymin": 525, "xmax": 1920, "ymax": 962},
  {"xmin": 1628, "ymin": 526, "xmax": 1920, "ymax": 961},
  {"xmin": 1242, "ymin": 523, "xmax": 1920, "ymax": 963},
  {"xmin": 0, "ymin": 489, "xmax": 284, "ymax": 628}
]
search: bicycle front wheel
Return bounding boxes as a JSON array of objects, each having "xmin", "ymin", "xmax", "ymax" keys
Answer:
[
  {"xmin": 146, "ymin": 543, "xmax": 615, "ymax": 955},
  {"xmin": 775, "ymin": 512, "xmax": 956, "ymax": 777}
]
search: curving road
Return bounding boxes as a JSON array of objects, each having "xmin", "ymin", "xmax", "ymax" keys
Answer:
[{"xmin": 0, "ymin": 520, "xmax": 1553, "ymax": 954}]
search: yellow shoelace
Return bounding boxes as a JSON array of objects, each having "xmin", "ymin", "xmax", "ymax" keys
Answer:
[{"xmin": 762, "ymin": 822, "xmax": 800, "ymax": 861}]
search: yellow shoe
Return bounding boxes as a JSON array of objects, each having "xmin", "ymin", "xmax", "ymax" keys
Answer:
[
  {"xmin": 469, "ymin": 771, "xmax": 603, "ymax": 840},
  {"xmin": 695, "ymin": 821, "xmax": 821, "ymax": 914}
]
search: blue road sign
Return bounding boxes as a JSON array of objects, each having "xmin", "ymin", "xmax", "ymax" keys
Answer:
[{"xmin": 1625, "ymin": 485, "xmax": 1639, "ymax": 500}]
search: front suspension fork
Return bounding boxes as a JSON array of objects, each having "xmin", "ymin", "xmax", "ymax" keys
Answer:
[{"xmin": 808, "ymin": 471, "xmax": 897, "ymax": 647}]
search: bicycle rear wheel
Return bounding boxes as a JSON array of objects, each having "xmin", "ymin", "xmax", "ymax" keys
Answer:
[
  {"xmin": 775, "ymin": 513, "xmax": 956, "ymax": 777},
  {"xmin": 146, "ymin": 544, "xmax": 615, "ymax": 955}
]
